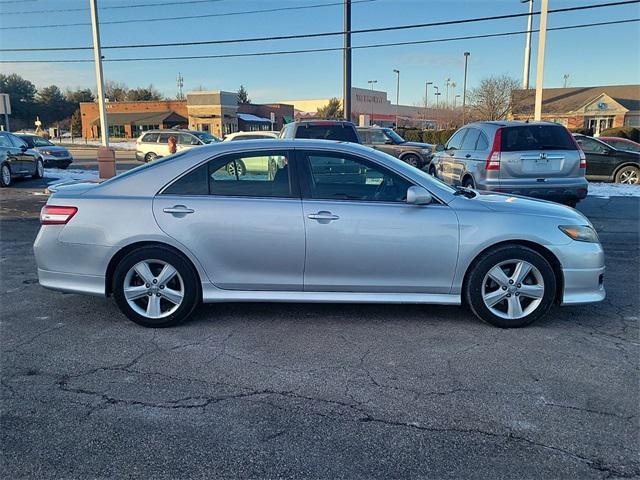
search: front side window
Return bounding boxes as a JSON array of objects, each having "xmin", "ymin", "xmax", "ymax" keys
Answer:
[
  {"xmin": 446, "ymin": 129, "xmax": 466, "ymax": 150},
  {"xmin": 178, "ymin": 133, "xmax": 200, "ymax": 146},
  {"xmin": 304, "ymin": 152, "xmax": 411, "ymax": 203},
  {"xmin": 383, "ymin": 129, "xmax": 406, "ymax": 144},
  {"xmin": 369, "ymin": 130, "xmax": 388, "ymax": 145},
  {"xmin": 0, "ymin": 134, "xmax": 12, "ymax": 148}
]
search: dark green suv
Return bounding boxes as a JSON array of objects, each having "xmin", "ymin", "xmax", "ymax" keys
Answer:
[{"xmin": 357, "ymin": 127, "xmax": 433, "ymax": 169}]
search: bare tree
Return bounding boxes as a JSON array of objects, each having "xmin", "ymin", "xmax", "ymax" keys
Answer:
[
  {"xmin": 104, "ymin": 80, "xmax": 128, "ymax": 102},
  {"xmin": 468, "ymin": 75, "xmax": 520, "ymax": 121}
]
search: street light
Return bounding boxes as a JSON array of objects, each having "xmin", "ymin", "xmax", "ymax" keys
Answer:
[
  {"xmin": 393, "ymin": 69, "xmax": 400, "ymax": 127},
  {"xmin": 367, "ymin": 79, "xmax": 377, "ymax": 126},
  {"xmin": 424, "ymin": 81, "xmax": 433, "ymax": 124},
  {"xmin": 462, "ymin": 51, "xmax": 470, "ymax": 125},
  {"xmin": 434, "ymin": 88, "xmax": 441, "ymax": 128}
]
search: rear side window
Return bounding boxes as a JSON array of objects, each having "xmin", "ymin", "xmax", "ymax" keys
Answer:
[
  {"xmin": 295, "ymin": 124, "xmax": 360, "ymax": 143},
  {"xmin": 476, "ymin": 132, "xmax": 489, "ymax": 150},
  {"xmin": 461, "ymin": 128, "xmax": 480, "ymax": 150},
  {"xmin": 501, "ymin": 125, "xmax": 576, "ymax": 151},
  {"xmin": 141, "ymin": 133, "xmax": 159, "ymax": 143},
  {"xmin": 163, "ymin": 164, "xmax": 209, "ymax": 195}
]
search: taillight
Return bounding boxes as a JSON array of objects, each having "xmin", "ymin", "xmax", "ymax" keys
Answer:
[
  {"xmin": 40, "ymin": 206, "xmax": 77, "ymax": 225},
  {"xmin": 568, "ymin": 132, "xmax": 587, "ymax": 169},
  {"xmin": 486, "ymin": 128, "xmax": 502, "ymax": 171}
]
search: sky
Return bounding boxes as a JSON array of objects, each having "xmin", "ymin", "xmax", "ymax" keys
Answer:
[{"xmin": 1, "ymin": 0, "xmax": 639, "ymax": 106}]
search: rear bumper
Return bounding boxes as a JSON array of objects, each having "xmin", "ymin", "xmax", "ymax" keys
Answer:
[
  {"xmin": 37, "ymin": 268, "xmax": 105, "ymax": 296},
  {"xmin": 478, "ymin": 178, "xmax": 588, "ymax": 201}
]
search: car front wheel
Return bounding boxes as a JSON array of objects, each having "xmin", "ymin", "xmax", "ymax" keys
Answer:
[
  {"xmin": 465, "ymin": 245, "xmax": 556, "ymax": 328},
  {"xmin": 615, "ymin": 165, "xmax": 639, "ymax": 184},
  {"xmin": 32, "ymin": 158, "xmax": 44, "ymax": 179},
  {"xmin": 403, "ymin": 154, "xmax": 420, "ymax": 168},
  {"xmin": 113, "ymin": 246, "xmax": 200, "ymax": 327},
  {"xmin": 0, "ymin": 163, "xmax": 11, "ymax": 187},
  {"xmin": 144, "ymin": 152, "xmax": 157, "ymax": 163}
]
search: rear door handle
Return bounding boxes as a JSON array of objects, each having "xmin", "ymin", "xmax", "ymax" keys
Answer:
[
  {"xmin": 307, "ymin": 211, "xmax": 340, "ymax": 221},
  {"xmin": 163, "ymin": 205, "xmax": 194, "ymax": 215},
  {"xmin": 465, "ymin": 154, "xmax": 471, "ymax": 158}
]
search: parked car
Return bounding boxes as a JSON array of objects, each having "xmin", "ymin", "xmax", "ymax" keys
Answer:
[
  {"xmin": 573, "ymin": 134, "xmax": 640, "ymax": 184},
  {"xmin": 223, "ymin": 131, "xmax": 279, "ymax": 141},
  {"xmin": 135, "ymin": 129, "xmax": 221, "ymax": 162},
  {"xmin": 597, "ymin": 136, "xmax": 640, "ymax": 154},
  {"xmin": 357, "ymin": 127, "xmax": 433, "ymax": 169},
  {"xmin": 0, "ymin": 132, "xmax": 43, "ymax": 187},
  {"xmin": 35, "ymin": 139, "xmax": 605, "ymax": 329},
  {"xmin": 430, "ymin": 121, "xmax": 587, "ymax": 207},
  {"xmin": 280, "ymin": 120, "xmax": 360, "ymax": 143},
  {"xmin": 16, "ymin": 133, "xmax": 73, "ymax": 169}
]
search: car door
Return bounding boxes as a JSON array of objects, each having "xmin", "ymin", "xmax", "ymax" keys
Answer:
[
  {"xmin": 153, "ymin": 149, "xmax": 306, "ymax": 291},
  {"xmin": 439, "ymin": 128, "xmax": 467, "ymax": 184},
  {"xmin": 177, "ymin": 133, "xmax": 201, "ymax": 152},
  {"xmin": 156, "ymin": 133, "xmax": 173, "ymax": 157},
  {"xmin": 454, "ymin": 127, "xmax": 481, "ymax": 184},
  {"xmin": 576, "ymin": 136, "xmax": 615, "ymax": 180},
  {"xmin": 369, "ymin": 129, "xmax": 397, "ymax": 157},
  {"xmin": 0, "ymin": 133, "xmax": 20, "ymax": 173},
  {"xmin": 297, "ymin": 149, "xmax": 459, "ymax": 293},
  {"xmin": 9, "ymin": 134, "xmax": 34, "ymax": 173}
]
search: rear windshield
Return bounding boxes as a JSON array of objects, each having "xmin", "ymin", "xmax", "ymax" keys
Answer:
[
  {"xmin": 500, "ymin": 125, "xmax": 576, "ymax": 151},
  {"xmin": 295, "ymin": 125, "xmax": 360, "ymax": 143}
]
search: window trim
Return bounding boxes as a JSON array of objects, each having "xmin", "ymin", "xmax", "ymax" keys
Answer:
[
  {"xmin": 158, "ymin": 148, "xmax": 301, "ymax": 199},
  {"xmin": 295, "ymin": 149, "xmax": 419, "ymax": 205}
]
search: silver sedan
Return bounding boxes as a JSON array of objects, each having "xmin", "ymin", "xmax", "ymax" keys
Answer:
[{"xmin": 34, "ymin": 139, "xmax": 605, "ymax": 328}]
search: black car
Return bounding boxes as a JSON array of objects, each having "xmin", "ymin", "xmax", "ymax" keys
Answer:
[
  {"xmin": 0, "ymin": 132, "xmax": 43, "ymax": 187},
  {"xmin": 574, "ymin": 134, "xmax": 640, "ymax": 184},
  {"xmin": 280, "ymin": 120, "xmax": 361, "ymax": 143},
  {"xmin": 17, "ymin": 134, "xmax": 73, "ymax": 169}
]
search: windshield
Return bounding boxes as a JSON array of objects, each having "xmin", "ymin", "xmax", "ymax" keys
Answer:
[
  {"xmin": 384, "ymin": 129, "xmax": 406, "ymax": 144},
  {"xmin": 20, "ymin": 135, "xmax": 53, "ymax": 147},
  {"xmin": 193, "ymin": 132, "xmax": 221, "ymax": 144}
]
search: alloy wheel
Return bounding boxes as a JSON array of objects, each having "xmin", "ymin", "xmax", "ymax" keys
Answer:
[
  {"xmin": 123, "ymin": 259, "xmax": 184, "ymax": 319},
  {"xmin": 619, "ymin": 167, "xmax": 639, "ymax": 184},
  {"xmin": 37, "ymin": 160, "xmax": 44, "ymax": 177},
  {"xmin": 1, "ymin": 165, "xmax": 10, "ymax": 186},
  {"xmin": 481, "ymin": 259, "xmax": 545, "ymax": 320}
]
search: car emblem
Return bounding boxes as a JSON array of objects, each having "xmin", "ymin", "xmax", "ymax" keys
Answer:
[{"xmin": 540, "ymin": 152, "xmax": 548, "ymax": 160}]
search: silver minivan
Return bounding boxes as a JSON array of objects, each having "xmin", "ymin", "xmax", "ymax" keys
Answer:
[
  {"xmin": 430, "ymin": 121, "xmax": 588, "ymax": 206},
  {"xmin": 135, "ymin": 130, "xmax": 220, "ymax": 163}
]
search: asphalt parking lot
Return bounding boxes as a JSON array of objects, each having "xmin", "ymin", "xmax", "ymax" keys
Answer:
[{"xmin": 1, "ymin": 178, "xmax": 638, "ymax": 479}]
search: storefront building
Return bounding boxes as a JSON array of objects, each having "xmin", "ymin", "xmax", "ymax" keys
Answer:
[{"xmin": 510, "ymin": 85, "xmax": 639, "ymax": 136}]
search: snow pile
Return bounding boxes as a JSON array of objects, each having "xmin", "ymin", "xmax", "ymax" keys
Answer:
[
  {"xmin": 588, "ymin": 182, "xmax": 640, "ymax": 198},
  {"xmin": 44, "ymin": 168, "xmax": 99, "ymax": 185},
  {"xmin": 52, "ymin": 139, "xmax": 137, "ymax": 151}
]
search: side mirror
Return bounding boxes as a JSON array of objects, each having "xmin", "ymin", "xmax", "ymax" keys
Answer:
[
  {"xmin": 435, "ymin": 144, "xmax": 445, "ymax": 152},
  {"xmin": 407, "ymin": 186, "xmax": 433, "ymax": 205},
  {"xmin": 384, "ymin": 139, "xmax": 394, "ymax": 145},
  {"xmin": 20, "ymin": 144, "xmax": 28, "ymax": 151}
]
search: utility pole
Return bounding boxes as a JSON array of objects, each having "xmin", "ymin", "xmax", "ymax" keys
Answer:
[
  {"xmin": 393, "ymin": 69, "xmax": 400, "ymax": 127},
  {"xmin": 89, "ymin": 0, "xmax": 116, "ymax": 178},
  {"xmin": 177, "ymin": 72, "xmax": 184, "ymax": 100},
  {"xmin": 367, "ymin": 79, "xmax": 377, "ymax": 126},
  {"xmin": 434, "ymin": 87, "xmax": 440, "ymax": 128},
  {"xmin": 534, "ymin": 0, "xmax": 548, "ymax": 121},
  {"xmin": 522, "ymin": 0, "xmax": 534, "ymax": 89},
  {"xmin": 462, "ymin": 52, "xmax": 470, "ymax": 125},
  {"xmin": 424, "ymin": 81, "xmax": 432, "ymax": 124},
  {"xmin": 343, "ymin": 0, "xmax": 352, "ymax": 122}
]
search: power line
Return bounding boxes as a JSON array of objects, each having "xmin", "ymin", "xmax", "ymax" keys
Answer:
[
  {"xmin": 1, "ymin": 18, "xmax": 636, "ymax": 63},
  {"xmin": 1, "ymin": 0, "xmax": 226, "ymax": 15},
  {"xmin": 1, "ymin": 0, "xmax": 637, "ymax": 49},
  {"xmin": 0, "ymin": 0, "xmax": 377, "ymax": 29}
]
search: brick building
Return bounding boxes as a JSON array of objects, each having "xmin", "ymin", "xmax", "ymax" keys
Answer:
[{"xmin": 510, "ymin": 85, "xmax": 639, "ymax": 136}]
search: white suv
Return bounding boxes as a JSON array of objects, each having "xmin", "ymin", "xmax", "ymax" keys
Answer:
[{"xmin": 135, "ymin": 130, "xmax": 220, "ymax": 162}]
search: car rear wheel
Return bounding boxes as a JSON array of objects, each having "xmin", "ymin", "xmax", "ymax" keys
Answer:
[
  {"xmin": 226, "ymin": 160, "xmax": 246, "ymax": 176},
  {"xmin": 615, "ymin": 165, "xmax": 639, "ymax": 184},
  {"xmin": 428, "ymin": 164, "xmax": 437, "ymax": 177},
  {"xmin": 144, "ymin": 152, "xmax": 157, "ymax": 163},
  {"xmin": 113, "ymin": 246, "xmax": 200, "ymax": 328},
  {"xmin": 0, "ymin": 163, "xmax": 11, "ymax": 187},
  {"xmin": 403, "ymin": 154, "xmax": 420, "ymax": 168},
  {"xmin": 462, "ymin": 176, "xmax": 475, "ymax": 188},
  {"xmin": 32, "ymin": 158, "xmax": 44, "ymax": 179},
  {"xmin": 465, "ymin": 245, "xmax": 556, "ymax": 328}
]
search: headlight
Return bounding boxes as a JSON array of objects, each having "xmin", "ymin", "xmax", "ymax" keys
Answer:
[
  {"xmin": 559, "ymin": 225, "xmax": 599, "ymax": 243},
  {"xmin": 41, "ymin": 150, "xmax": 52, "ymax": 155}
]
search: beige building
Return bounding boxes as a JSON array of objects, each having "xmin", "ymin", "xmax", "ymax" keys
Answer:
[{"xmin": 186, "ymin": 91, "xmax": 239, "ymax": 137}]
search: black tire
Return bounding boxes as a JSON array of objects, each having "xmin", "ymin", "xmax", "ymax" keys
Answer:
[
  {"xmin": 144, "ymin": 152, "xmax": 157, "ymax": 163},
  {"xmin": 226, "ymin": 159, "xmax": 246, "ymax": 176},
  {"xmin": 428, "ymin": 165, "xmax": 437, "ymax": 177},
  {"xmin": 564, "ymin": 199, "xmax": 578, "ymax": 208},
  {"xmin": 464, "ymin": 245, "xmax": 556, "ymax": 328},
  {"xmin": 403, "ymin": 154, "xmax": 420, "ymax": 168},
  {"xmin": 462, "ymin": 176, "xmax": 475, "ymax": 188},
  {"xmin": 32, "ymin": 158, "xmax": 44, "ymax": 179},
  {"xmin": 614, "ymin": 165, "xmax": 640, "ymax": 184},
  {"xmin": 0, "ymin": 163, "xmax": 11, "ymax": 188},
  {"xmin": 113, "ymin": 246, "xmax": 200, "ymax": 328}
]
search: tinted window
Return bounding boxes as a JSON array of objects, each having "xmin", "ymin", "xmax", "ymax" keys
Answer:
[
  {"xmin": 163, "ymin": 164, "xmax": 209, "ymax": 195},
  {"xmin": 577, "ymin": 137, "xmax": 609, "ymax": 154},
  {"xmin": 158, "ymin": 133, "xmax": 174, "ymax": 143},
  {"xmin": 295, "ymin": 124, "xmax": 359, "ymax": 143},
  {"xmin": 608, "ymin": 140, "xmax": 639, "ymax": 152},
  {"xmin": 8, "ymin": 134, "xmax": 27, "ymax": 148},
  {"xmin": 142, "ymin": 132, "xmax": 159, "ymax": 143},
  {"xmin": 357, "ymin": 130, "xmax": 370, "ymax": 143},
  {"xmin": 461, "ymin": 128, "xmax": 480, "ymax": 150},
  {"xmin": 178, "ymin": 133, "xmax": 200, "ymax": 145},
  {"xmin": 209, "ymin": 151, "xmax": 291, "ymax": 197},
  {"xmin": 476, "ymin": 132, "xmax": 489, "ymax": 150},
  {"xmin": 501, "ymin": 125, "xmax": 576, "ymax": 151},
  {"xmin": 0, "ymin": 134, "xmax": 12, "ymax": 148},
  {"xmin": 305, "ymin": 153, "xmax": 410, "ymax": 202},
  {"xmin": 446, "ymin": 129, "xmax": 466, "ymax": 150},
  {"xmin": 369, "ymin": 130, "xmax": 388, "ymax": 145}
]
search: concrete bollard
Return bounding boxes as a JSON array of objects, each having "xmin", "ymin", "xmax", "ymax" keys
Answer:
[{"xmin": 97, "ymin": 146, "xmax": 116, "ymax": 179}]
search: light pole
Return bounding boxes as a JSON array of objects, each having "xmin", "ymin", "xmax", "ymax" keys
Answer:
[
  {"xmin": 393, "ymin": 69, "xmax": 400, "ymax": 127},
  {"xmin": 343, "ymin": 0, "xmax": 352, "ymax": 121},
  {"xmin": 462, "ymin": 51, "xmax": 470, "ymax": 125},
  {"xmin": 434, "ymin": 88, "xmax": 441, "ymax": 128},
  {"xmin": 521, "ymin": 0, "xmax": 534, "ymax": 89},
  {"xmin": 367, "ymin": 79, "xmax": 377, "ymax": 126},
  {"xmin": 534, "ymin": 0, "xmax": 549, "ymax": 120},
  {"xmin": 424, "ymin": 81, "xmax": 432, "ymax": 124},
  {"xmin": 445, "ymin": 78, "xmax": 450, "ymax": 107}
]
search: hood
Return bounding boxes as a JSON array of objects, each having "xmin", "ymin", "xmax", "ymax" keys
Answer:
[
  {"xmin": 472, "ymin": 191, "xmax": 591, "ymax": 224},
  {"xmin": 401, "ymin": 141, "xmax": 433, "ymax": 149}
]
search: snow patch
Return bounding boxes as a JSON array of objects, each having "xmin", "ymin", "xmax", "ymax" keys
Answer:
[
  {"xmin": 44, "ymin": 168, "xmax": 99, "ymax": 186},
  {"xmin": 588, "ymin": 182, "xmax": 640, "ymax": 198},
  {"xmin": 52, "ymin": 139, "xmax": 136, "ymax": 151}
]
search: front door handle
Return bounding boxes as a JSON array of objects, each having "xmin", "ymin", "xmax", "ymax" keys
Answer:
[
  {"xmin": 307, "ymin": 211, "xmax": 340, "ymax": 222},
  {"xmin": 465, "ymin": 154, "xmax": 471, "ymax": 158},
  {"xmin": 163, "ymin": 205, "xmax": 194, "ymax": 215}
]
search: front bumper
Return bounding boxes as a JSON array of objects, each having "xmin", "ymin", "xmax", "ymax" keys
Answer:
[
  {"xmin": 41, "ymin": 154, "xmax": 73, "ymax": 168},
  {"xmin": 477, "ymin": 178, "xmax": 588, "ymax": 201},
  {"xmin": 548, "ymin": 241, "xmax": 605, "ymax": 305}
]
